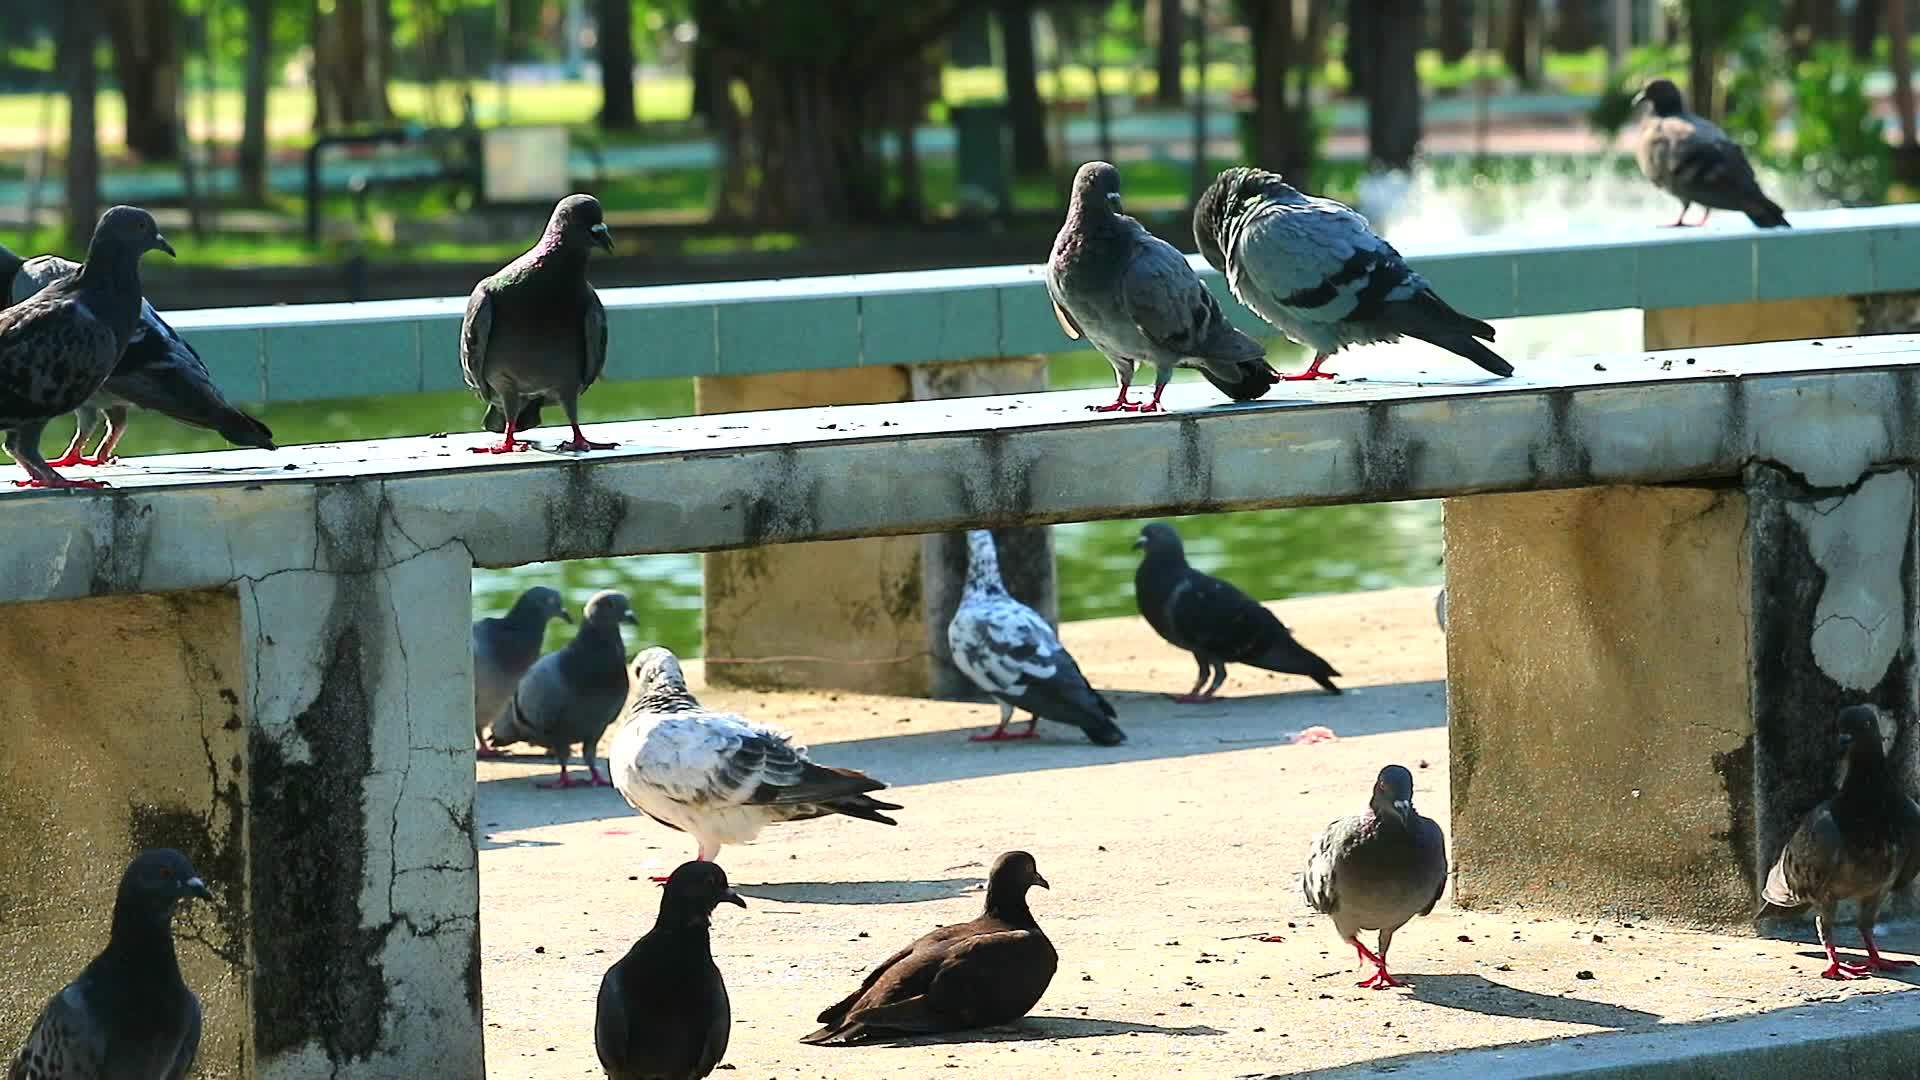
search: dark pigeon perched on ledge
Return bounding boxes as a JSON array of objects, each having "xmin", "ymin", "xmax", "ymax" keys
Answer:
[
  {"xmin": 10, "ymin": 251, "xmax": 275, "ymax": 468},
  {"xmin": 1047, "ymin": 160, "xmax": 1276, "ymax": 413},
  {"xmin": 0, "ymin": 206, "xmax": 174, "ymax": 489},
  {"xmin": 1193, "ymin": 166, "xmax": 1513, "ymax": 383},
  {"xmin": 1300, "ymin": 764, "xmax": 1449, "ymax": 989},
  {"xmin": 460, "ymin": 192, "xmax": 616, "ymax": 454},
  {"xmin": 493, "ymin": 589, "xmax": 636, "ymax": 788},
  {"xmin": 1634, "ymin": 78, "xmax": 1789, "ymax": 229},
  {"xmin": 1134, "ymin": 521, "xmax": 1340, "ymax": 701},
  {"xmin": 8, "ymin": 849, "xmax": 211, "ymax": 1080},
  {"xmin": 472, "ymin": 585, "xmax": 571, "ymax": 757},
  {"xmin": 1758, "ymin": 704, "xmax": 1920, "ymax": 980},
  {"xmin": 596, "ymin": 860, "xmax": 745, "ymax": 1080}
]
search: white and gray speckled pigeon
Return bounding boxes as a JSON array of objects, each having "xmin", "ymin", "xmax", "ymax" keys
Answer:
[
  {"xmin": 948, "ymin": 530, "xmax": 1126, "ymax": 745},
  {"xmin": 1300, "ymin": 764, "xmax": 1449, "ymax": 989},
  {"xmin": 0, "ymin": 207, "xmax": 174, "ymax": 489},
  {"xmin": 472, "ymin": 586, "xmax": 571, "ymax": 758},
  {"xmin": 1758, "ymin": 705, "xmax": 1920, "ymax": 980},
  {"xmin": 8, "ymin": 848, "xmax": 210, "ymax": 1080},
  {"xmin": 1193, "ymin": 166, "xmax": 1513, "ymax": 383},
  {"xmin": 492, "ymin": 589, "xmax": 636, "ymax": 788},
  {"xmin": 1047, "ymin": 160, "xmax": 1276, "ymax": 413},
  {"xmin": 1634, "ymin": 79, "xmax": 1788, "ymax": 229},
  {"xmin": 10, "ymin": 252, "xmax": 274, "ymax": 468},
  {"xmin": 611, "ymin": 647, "xmax": 901, "ymax": 878},
  {"xmin": 596, "ymin": 860, "xmax": 744, "ymax": 1080},
  {"xmin": 460, "ymin": 193, "xmax": 615, "ymax": 454}
]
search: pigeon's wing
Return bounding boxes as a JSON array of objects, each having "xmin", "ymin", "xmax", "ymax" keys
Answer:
[
  {"xmin": 105, "ymin": 306, "xmax": 276, "ymax": 449},
  {"xmin": 919, "ymin": 928, "xmax": 1055, "ymax": 1026},
  {"xmin": 814, "ymin": 941, "xmax": 919, "ymax": 1027},
  {"xmin": 1764, "ymin": 806, "xmax": 1843, "ymax": 909},
  {"xmin": 1416, "ymin": 816, "xmax": 1449, "ymax": 916},
  {"xmin": 1044, "ymin": 276, "xmax": 1084, "ymax": 341},
  {"xmin": 1120, "ymin": 236, "xmax": 1259, "ymax": 361},
  {"xmin": 458, "ymin": 282, "xmax": 495, "ymax": 399},
  {"xmin": 1896, "ymin": 797, "xmax": 1920, "ymax": 891},
  {"xmin": 580, "ymin": 286, "xmax": 608, "ymax": 390},
  {"xmin": 1161, "ymin": 569, "xmax": 1272, "ymax": 659},
  {"xmin": 948, "ymin": 595, "xmax": 1119, "ymax": 741},
  {"xmin": 12, "ymin": 254, "xmax": 78, "ymax": 302},
  {"xmin": 1232, "ymin": 198, "xmax": 1425, "ymax": 332},
  {"xmin": 637, "ymin": 712, "xmax": 883, "ymax": 811},
  {"xmin": 10, "ymin": 985, "xmax": 106, "ymax": 1080},
  {"xmin": 0, "ymin": 291, "xmax": 116, "ymax": 424},
  {"xmin": 1302, "ymin": 816, "xmax": 1359, "ymax": 915},
  {"xmin": 163, "ymin": 995, "xmax": 202, "ymax": 1080},
  {"xmin": 503, "ymin": 652, "xmax": 574, "ymax": 744},
  {"xmin": 593, "ymin": 967, "xmax": 631, "ymax": 1074}
]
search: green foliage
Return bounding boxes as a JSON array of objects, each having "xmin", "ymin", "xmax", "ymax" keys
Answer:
[
  {"xmin": 1586, "ymin": 43, "xmax": 1685, "ymax": 138},
  {"xmin": 1783, "ymin": 45, "xmax": 1890, "ymax": 205}
]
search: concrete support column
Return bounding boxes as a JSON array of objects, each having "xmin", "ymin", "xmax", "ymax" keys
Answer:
[{"xmin": 699, "ymin": 357, "xmax": 1051, "ymax": 697}]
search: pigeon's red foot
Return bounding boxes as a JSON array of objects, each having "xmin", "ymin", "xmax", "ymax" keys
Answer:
[
  {"xmin": 475, "ymin": 745, "xmax": 509, "ymax": 760},
  {"xmin": 584, "ymin": 767, "xmax": 615, "ymax": 787},
  {"xmin": 1087, "ymin": 398, "xmax": 1140, "ymax": 413},
  {"xmin": 14, "ymin": 475, "xmax": 107, "ymax": 489},
  {"xmin": 1862, "ymin": 956, "xmax": 1915, "ymax": 972},
  {"xmin": 535, "ymin": 773, "xmax": 584, "ymax": 790},
  {"xmin": 1358, "ymin": 967, "xmax": 1406, "ymax": 989},
  {"xmin": 558, "ymin": 437, "xmax": 618, "ymax": 451},
  {"xmin": 1821, "ymin": 961, "xmax": 1872, "ymax": 981},
  {"xmin": 469, "ymin": 438, "xmax": 533, "ymax": 454},
  {"xmin": 1169, "ymin": 693, "xmax": 1222, "ymax": 704},
  {"xmin": 1133, "ymin": 400, "xmax": 1166, "ymax": 413},
  {"xmin": 649, "ymin": 874, "xmax": 672, "ymax": 884},
  {"xmin": 44, "ymin": 447, "xmax": 94, "ymax": 469},
  {"xmin": 1280, "ymin": 354, "xmax": 1338, "ymax": 381},
  {"xmin": 970, "ymin": 727, "xmax": 1040, "ymax": 742}
]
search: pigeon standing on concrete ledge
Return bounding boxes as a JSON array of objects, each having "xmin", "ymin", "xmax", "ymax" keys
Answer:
[
  {"xmin": 0, "ymin": 206, "xmax": 174, "ymax": 488},
  {"xmin": 1047, "ymin": 160, "xmax": 1277, "ymax": 413},
  {"xmin": 492, "ymin": 589, "xmax": 636, "ymax": 788},
  {"xmin": 1193, "ymin": 166, "xmax": 1512, "ymax": 383},
  {"xmin": 1133, "ymin": 522, "xmax": 1340, "ymax": 701},
  {"xmin": 8, "ymin": 848, "xmax": 211, "ymax": 1080},
  {"xmin": 460, "ymin": 193, "xmax": 616, "ymax": 454},
  {"xmin": 472, "ymin": 586, "xmax": 571, "ymax": 757},
  {"xmin": 1634, "ymin": 79, "xmax": 1789, "ymax": 229},
  {"xmin": 595, "ymin": 860, "xmax": 745, "ymax": 1080},
  {"xmin": 949, "ymin": 529, "xmax": 1127, "ymax": 745},
  {"xmin": 1758, "ymin": 704, "xmax": 1920, "ymax": 980},
  {"xmin": 1300, "ymin": 764, "xmax": 1449, "ymax": 989}
]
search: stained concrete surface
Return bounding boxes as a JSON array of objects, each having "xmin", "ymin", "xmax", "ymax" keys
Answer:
[{"xmin": 475, "ymin": 587, "xmax": 1920, "ymax": 1078}]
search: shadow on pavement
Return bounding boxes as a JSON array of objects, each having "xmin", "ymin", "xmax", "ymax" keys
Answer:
[
  {"xmin": 737, "ymin": 877, "xmax": 983, "ymax": 905},
  {"xmin": 1406, "ymin": 972, "xmax": 1661, "ymax": 1027}
]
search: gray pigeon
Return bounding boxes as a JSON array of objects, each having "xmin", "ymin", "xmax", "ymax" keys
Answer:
[
  {"xmin": 472, "ymin": 586, "xmax": 572, "ymax": 758},
  {"xmin": 0, "ymin": 241, "xmax": 22, "ymax": 300},
  {"xmin": 596, "ymin": 860, "xmax": 745, "ymax": 1080},
  {"xmin": 0, "ymin": 206, "xmax": 174, "ymax": 488},
  {"xmin": 948, "ymin": 530, "xmax": 1126, "ymax": 746},
  {"xmin": 1633, "ymin": 79, "xmax": 1789, "ymax": 229},
  {"xmin": 1193, "ymin": 166, "xmax": 1512, "ymax": 383},
  {"xmin": 1133, "ymin": 522, "xmax": 1340, "ymax": 701},
  {"xmin": 8, "ymin": 848, "xmax": 211, "ymax": 1080},
  {"xmin": 1047, "ymin": 160, "xmax": 1276, "ymax": 413},
  {"xmin": 1300, "ymin": 764, "xmax": 1449, "ymax": 989},
  {"xmin": 460, "ymin": 193, "xmax": 615, "ymax": 454},
  {"xmin": 491, "ymin": 589, "xmax": 637, "ymax": 788},
  {"xmin": 1758, "ymin": 704, "xmax": 1920, "ymax": 980},
  {"xmin": 9, "ymin": 251, "xmax": 275, "ymax": 467}
]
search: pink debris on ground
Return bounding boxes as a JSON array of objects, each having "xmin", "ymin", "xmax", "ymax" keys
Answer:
[{"xmin": 1290, "ymin": 726, "xmax": 1338, "ymax": 745}]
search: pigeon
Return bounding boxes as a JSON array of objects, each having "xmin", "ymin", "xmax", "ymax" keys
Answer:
[
  {"xmin": 1133, "ymin": 522, "xmax": 1340, "ymax": 702},
  {"xmin": 595, "ymin": 860, "xmax": 746, "ymax": 1080},
  {"xmin": 1193, "ymin": 166, "xmax": 1513, "ymax": 383},
  {"xmin": 9, "ymin": 251, "xmax": 275, "ymax": 468},
  {"xmin": 472, "ymin": 585, "xmax": 572, "ymax": 758},
  {"xmin": 8, "ymin": 848, "xmax": 211, "ymax": 1080},
  {"xmin": 610, "ymin": 647, "xmax": 902, "ymax": 878},
  {"xmin": 1300, "ymin": 764, "xmax": 1449, "ymax": 989},
  {"xmin": 0, "ymin": 206, "xmax": 174, "ymax": 489},
  {"xmin": 1046, "ymin": 160, "xmax": 1277, "ymax": 413},
  {"xmin": 801, "ymin": 850, "xmax": 1058, "ymax": 1046},
  {"xmin": 460, "ymin": 192, "xmax": 616, "ymax": 454},
  {"xmin": 0, "ymin": 241, "xmax": 22, "ymax": 300},
  {"xmin": 947, "ymin": 529, "xmax": 1127, "ymax": 745},
  {"xmin": 1633, "ymin": 79, "xmax": 1789, "ymax": 229},
  {"xmin": 491, "ymin": 589, "xmax": 636, "ymax": 788},
  {"xmin": 1757, "ymin": 704, "xmax": 1920, "ymax": 980}
]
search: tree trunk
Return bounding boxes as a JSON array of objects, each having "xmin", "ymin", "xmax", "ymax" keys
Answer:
[
  {"xmin": 1155, "ymin": 0, "xmax": 1185, "ymax": 105},
  {"xmin": 1553, "ymin": 0, "xmax": 1595, "ymax": 51},
  {"xmin": 1001, "ymin": 0, "xmax": 1050, "ymax": 178},
  {"xmin": 240, "ymin": 0, "xmax": 272, "ymax": 202},
  {"xmin": 61, "ymin": 2, "xmax": 100, "ymax": 252},
  {"xmin": 106, "ymin": 0, "xmax": 181, "ymax": 161},
  {"xmin": 1685, "ymin": 0, "xmax": 1718, "ymax": 121},
  {"xmin": 1853, "ymin": 0, "xmax": 1883, "ymax": 60},
  {"xmin": 1890, "ymin": 0, "xmax": 1920, "ymax": 183},
  {"xmin": 1368, "ymin": 0, "xmax": 1423, "ymax": 170},
  {"xmin": 1437, "ymin": 0, "xmax": 1472, "ymax": 62},
  {"xmin": 1503, "ymin": 0, "xmax": 1538, "ymax": 87},
  {"xmin": 1346, "ymin": 0, "xmax": 1375, "ymax": 101},
  {"xmin": 312, "ymin": 0, "xmax": 392, "ymax": 128},
  {"xmin": 597, "ymin": 0, "xmax": 637, "ymax": 130},
  {"xmin": 1245, "ymin": 0, "xmax": 1325, "ymax": 189}
]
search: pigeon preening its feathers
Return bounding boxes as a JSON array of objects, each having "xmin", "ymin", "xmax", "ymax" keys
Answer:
[
  {"xmin": 947, "ymin": 530, "xmax": 1127, "ymax": 746},
  {"xmin": 8, "ymin": 849, "xmax": 211, "ymax": 1080},
  {"xmin": 460, "ymin": 193, "xmax": 616, "ymax": 454},
  {"xmin": 595, "ymin": 860, "xmax": 745, "ymax": 1080},
  {"xmin": 1758, "ymin": 704, "xmax": 1920, "ymax": 980},
  {"xmin": 472, "ymin": 586, "xmax": 572, "ymax": 757},
  {"xmin": 1047, "ymin": 161, "xmax": 1277, "ymax": 413},
  {"xmin": 1634, "ymin": 79, "xmax": 1790, "ymax": 229},
  {"xmin": 491, "ymin": 589, "xmax": 636, "ymax": 788},
  {"xmin": 611, "ymin": 647, "xmax": 903, "ymax": 877},
  {"xmin": 801, "ymin": 851, "xmax": 1058, "ymax": 1046},
  {"xmin": 1300, "ymin": 764, "xmax": 1449, "ymax": 989},
  {"xmin": 1192, "ymin": 166, "xmax": 1512, "ymax": 383},
  {"xmin": 0, "ymin": 206, "xmax": 174, "ymax": 489},
  {"xmin": 1134, "ymin": 522, "xmax": 1340, "ymax": 701}
]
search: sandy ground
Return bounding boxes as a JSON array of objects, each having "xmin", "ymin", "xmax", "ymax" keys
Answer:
[{"xmin": 475, "ymin": 586, "xmax": 1919, "ymax": 1079}]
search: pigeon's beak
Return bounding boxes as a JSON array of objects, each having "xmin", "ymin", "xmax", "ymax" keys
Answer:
[
  {"xmin": 1105, "ymin": 192, "xmax": 1123, "ymax": 213},
  {"xmin": 1132, "ymin": 535, "xmax": 1147, "ymax": 551},
  {"xmin": 589, "ymin": 222, "xmax": 614, "ymax": 252},
  {"xmin": 154, "ymin": 234, "xmax": 176, "ymax": 258},
  {"xmin": 1030, "ymin": 871, "xmax": 1050, "ymax": 890},
  {"xmin": 1630, "ymin": 90, "xmax": 1646, "ymax": 109},
  {"xmin": 557, "ymin": 609, "xmax": 574, "ymax": 624},
  {"xmin": 184, "ymin": 876, "xmax": 211, "ymax": 900},
  {"xmin": 722, "ymin": 889, "xmax": 747, "ymax": 908},
  {"xmin": 621, "ymin": 611, "xmax": 638, "ymax": 624}
]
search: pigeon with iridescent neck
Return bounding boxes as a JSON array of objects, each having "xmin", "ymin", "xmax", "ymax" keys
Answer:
[{"xmin": 1299, "ymin": 764, "xmax": 1449, "ymax": 989}]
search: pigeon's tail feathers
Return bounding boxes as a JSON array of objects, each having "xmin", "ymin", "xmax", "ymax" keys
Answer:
[
  {"xmin": 1073, "ymin": 692, "xmax": 1128, "ymax": 747},
  {"xmin": 1759, "ymin": 857, "xmax": 1802, "ymax": 912},
  {"xmin": 1195, "ymin": 321, "xmax": 1269, "ymax": 367},
  {"xmin": 1745, "ymin": 198, "xmax": 1790, "ymax": 229},
  {"xmin": 800, "ymin": 1022, "xmax": 873, "ymax": 1046},
  {"xmin": 1246, "ymin": 635, "xmax": 1343, "ymax": 694},
  {"xmin": 821, "ymin": 792, "xmax": 904, "ymax": 827},
  {"xmin": 1199, "ymin": 358, "xmax": 1279, "ymax": 402},
  {"xmin": 1755, "ymin": 899, "xmax": 1806, "ymax": 922},
  {"xmin": 1419, "ymin": 331, "xmax": 1514, "ymax": 378},
  {"xmin": 1388, "ymin": 291, "xmax": 1514, "ymax": 378},
  {"xmin": 491, "ymin": 695, "xmax": 531, "ymax": 746},
  {"xmin": 211, "ymin": 409, "xmax": 277, "ymax": 451}
]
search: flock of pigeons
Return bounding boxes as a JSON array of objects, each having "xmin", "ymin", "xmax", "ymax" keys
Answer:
[{"xmin": 3, "ymin": 81, "xmax": 1818, "ymax": 1079}]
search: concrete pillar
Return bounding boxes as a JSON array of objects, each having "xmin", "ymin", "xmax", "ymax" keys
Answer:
[
  {"xmin": 1443, "ymin": 468, "xmax": 1919, "ymax": 929},
  {"xmin": 699, "ymin": 357, "xmax": 1051, "ymax": 696}
]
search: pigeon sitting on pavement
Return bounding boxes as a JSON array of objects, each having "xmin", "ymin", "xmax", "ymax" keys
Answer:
[
  {"xmin": 8, "ymin": 848, "xmax": 211, "ymax": 1080},
  {"xmin": 801, "ymin": 851, "xmax": 1058, "ymax": 1046},
  {"xmin": 1192, "ymin": 166, "xmax": 1513, "ymax": 383},
  {"xmin": 948, "ymin": 529, "xmax": 1126, "ymax": 745},
  {"xmin": 0, "ymin": 206, "xmax": 174, "ymax": 488},
  {"xmin": 1047, "ymin": 160, "xmax": 1277, "ymax": 413},
  {"xmin": 460, "ymin": 193, "xmax": 616, "ymax": 454},
  {"xmin": 1299, "ymin": 764, "xmax": 1449, "ymax": 989},
  {"xmin": 596, "ymin": 860, "xmax": 745, "ymax": 1080},
  {"xmin": 491, "ymin": 589, "xmax": 636, "ymax": 788},
  {"xmin": 1133, "ymin": 522, "xmax": 1340, "ymax": 701},
  {"xmin": 9, "ymin": 251, "xmax": 276, "ymax": 468},
  {"xmin": 611, "ymin": 647, "xmax": 902, "ymax": 879},
  {"xmin": 1758, "ymin": 704, "xmax": 1920, "ymax": 980},
  {"xmin": 1633, "ymin": 79, "xmax": 1789, "ymax": 229},
  {"xmin": 472, "ymin": 586, "xmax": 571, "ymax": 758}
]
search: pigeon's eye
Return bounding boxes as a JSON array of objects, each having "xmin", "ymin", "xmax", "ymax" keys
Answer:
[{"xmin": 158, "ymin": 866, "xmax": 174, "ymax": 879}]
